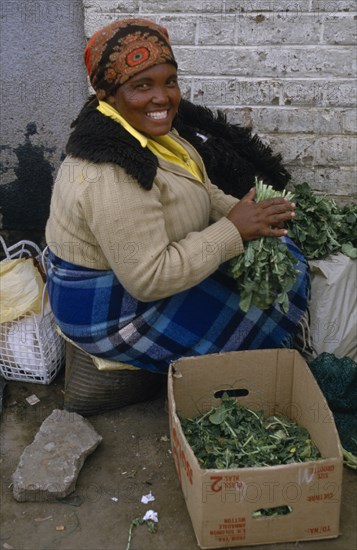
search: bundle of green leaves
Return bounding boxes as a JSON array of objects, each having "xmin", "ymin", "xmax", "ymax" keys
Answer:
[
  {"xmin": 180, "ymin": 395, "xmax": 321, "ymax": 470},
  {"xmin": 228, "ymin": 179, "xmax": 299, "ymax": 313},
  {"xmin": 287, "ymin": 182, "xmax": 357, "ymax": 260}
]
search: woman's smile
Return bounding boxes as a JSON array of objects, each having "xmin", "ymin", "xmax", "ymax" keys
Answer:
[{"xmin": 146, "ymin": 110, "xmax": 169, "ymax": 120}]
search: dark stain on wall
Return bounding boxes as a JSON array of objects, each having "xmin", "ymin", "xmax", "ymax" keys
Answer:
[{"xmin": 0, "ymin": 123, "xmax": 56, "ymax": 232}]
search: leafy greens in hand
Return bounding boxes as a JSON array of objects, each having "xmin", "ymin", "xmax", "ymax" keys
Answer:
[{"xmin": 228, "ymin": 179, "xmax": 299, "ymax": 313}]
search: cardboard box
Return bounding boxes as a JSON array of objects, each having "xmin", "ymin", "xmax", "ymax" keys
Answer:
[{"xmin": 168, "ymin": 349, "xmax": 343, "ymax": 548}]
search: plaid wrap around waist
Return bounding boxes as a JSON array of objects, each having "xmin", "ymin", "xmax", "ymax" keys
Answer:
[{"xmin": 46, "ymin": 237, "xmax": 309, "ymax": 373}]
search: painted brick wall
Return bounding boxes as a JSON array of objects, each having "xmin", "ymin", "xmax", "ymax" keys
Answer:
[{"xmin": 83, "ymin": 0, "xmax": 356, "ymax": 201}]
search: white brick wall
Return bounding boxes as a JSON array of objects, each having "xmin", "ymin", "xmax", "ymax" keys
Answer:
[{"xmin": 83, "ymin": 0, "xmax": 357, "ymax": 200}]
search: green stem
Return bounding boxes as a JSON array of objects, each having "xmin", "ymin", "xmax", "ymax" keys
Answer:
[
  {"xmin": 247, "ymin": 408, "xmax": 261, "ymax": 421},
  {"xmin": 196, "ymin": 408, "xmax": 214, "ymax": 424},
  {"xmin": 224, "ymin": 420, "xmax": 238, "ymax": 439},
  {"xmin": 126, "ymin": 518, "xmax": 143, "ymax": 550},
  {"xmin": 242, "ymin": 434, "xmax": 254, "ymax": 448}
]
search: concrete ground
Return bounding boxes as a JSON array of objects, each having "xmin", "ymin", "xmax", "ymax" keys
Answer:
[{"xmin": 0, "ymin": 370, "xmax": 356, "ymax": 550}]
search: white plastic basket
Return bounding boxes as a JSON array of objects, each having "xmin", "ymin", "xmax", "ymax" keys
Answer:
[{"xmin": 0, "ymin": 237, "xmax": 65, "ymax": 384}]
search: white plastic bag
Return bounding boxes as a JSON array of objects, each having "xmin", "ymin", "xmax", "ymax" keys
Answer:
[
  {"xmin": 0, "ymin": 239, "xmax": 64, "ymax": 383},
  {"xmin": 5, "ymin": 303, "xmax": 54, "ymax": 373},
  {"xmin": 309, "ymin": 253, "xmax": 357, "ymax": 360}
]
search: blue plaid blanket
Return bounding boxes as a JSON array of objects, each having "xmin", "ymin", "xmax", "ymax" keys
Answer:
[{"xmin": 46, "ymin": 237, "xmax": 309, "ymax": 373}]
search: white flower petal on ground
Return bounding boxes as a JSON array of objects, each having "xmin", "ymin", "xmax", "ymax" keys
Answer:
[
  {"xmin": 142, "ymin": 510, "xmax": 158, "ymax": 523},
  {"xmin": 141, "ymin": 491, "xmax": 155, "ymax": 504}
]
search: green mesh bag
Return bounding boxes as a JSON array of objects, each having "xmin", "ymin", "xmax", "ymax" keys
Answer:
[{"xmin": 309, "ymin": 352, "xmax": 357, "ymax": 456}]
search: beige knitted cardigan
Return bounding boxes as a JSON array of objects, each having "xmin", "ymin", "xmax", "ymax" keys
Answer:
[{"xmin": 46, "ymin": 131, "xmax": 244, "ymax": 302}]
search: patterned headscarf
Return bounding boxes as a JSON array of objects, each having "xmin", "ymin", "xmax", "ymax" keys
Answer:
[{"xmin": 84, "ymin": 18, "xmax": 177, "ymax": 100}]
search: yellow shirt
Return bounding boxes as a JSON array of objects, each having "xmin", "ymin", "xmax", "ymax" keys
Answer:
[{"xmin": 97, "ymin": 100, "xmax": 203, "ymax": 183}]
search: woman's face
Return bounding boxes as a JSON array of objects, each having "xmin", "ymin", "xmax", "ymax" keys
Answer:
[{"xmin": 107, "ymin": 63, "xmax": 181, "ymax": 136}]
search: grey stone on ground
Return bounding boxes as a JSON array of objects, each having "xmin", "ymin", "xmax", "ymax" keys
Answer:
[{"xmin": 12, "ymin": 409, "xmax": 102, "ymax": 502}]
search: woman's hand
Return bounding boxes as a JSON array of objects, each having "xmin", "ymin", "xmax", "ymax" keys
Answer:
[{"xmin": 227, "ymin": 187, "xmax": 295, "ymax": 242}]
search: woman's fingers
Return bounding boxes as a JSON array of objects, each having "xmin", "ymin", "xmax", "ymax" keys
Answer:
[
  {"xmin": 258, "ymin": 198, "xmax": 296, "ymax": 224},
  {"xmin": 261, "ymin": 226, "xmax": 289, "ymax": 237},
  {"xmin": 239, "ymin": 187, "xmax": 256, "ymax": 203},
  {"xmin": 246, "ymin": 187, "xmax": 257, "ymax": 200},
  {"xmin": 267, "ymin": 208, "xmax": 295, "ymax": 224},
  {"xmin": 227, "ymin": 192, "xmax": 296, "ymax": 241},
  {"xmin": 260, "ymin": 198, "xmax": 296, "ymax": 213}
]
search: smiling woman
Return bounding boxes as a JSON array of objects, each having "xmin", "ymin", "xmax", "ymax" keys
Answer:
[{"xmin": 45, "ymin": 18, "xmax": 309, "ymax": 407}]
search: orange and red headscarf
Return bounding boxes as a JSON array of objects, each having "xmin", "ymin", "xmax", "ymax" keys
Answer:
[{"xmin": 84, "ymin": 18, "xmax": 177, "ymax": 100}]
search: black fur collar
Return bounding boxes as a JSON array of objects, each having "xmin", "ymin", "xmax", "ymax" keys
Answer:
[
  {"xmin": 174, "ymin": 100, "xmax": 291, "ymax": 198},
  {"xmin": 66, "ymin": 96, "xmax": 290, "ymax": 197},
  {"xmin": 66, "ymin": 96, "xmax": 158, "ymax": 190}
]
